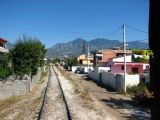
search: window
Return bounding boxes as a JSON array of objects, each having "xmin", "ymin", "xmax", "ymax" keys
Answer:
[
  {"xmin": 132, "ymin": 67, "xmax": 138, "ymax": 74},
  {"xmin": 98, "ymin": 57, "xmax": 102, "ymax": 60},
  {"xmin": 121, "ymin": 65, "xmax": 124, "ymax": 70}
]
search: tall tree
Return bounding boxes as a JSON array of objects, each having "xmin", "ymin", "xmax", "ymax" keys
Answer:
[{"xmin": 10, "ymin": 35, "xmax": 46, "ymax": 78}]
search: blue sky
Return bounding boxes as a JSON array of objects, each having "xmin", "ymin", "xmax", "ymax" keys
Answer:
[{"xmin": 0, "ymin": 0, "xmax": 149, "ymax": 48}]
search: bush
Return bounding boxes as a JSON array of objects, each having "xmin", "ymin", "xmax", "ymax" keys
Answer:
[
  {"xmin": 0, "ymin": 67, "xmax": 12, "ymax": 79},
  {"xmin": 127, "ymin": 82, "xmax": 152, "ymax": 106},
  {"xmin": 127, "ymin": 82, "xmax": 146, "ymax": 95}
]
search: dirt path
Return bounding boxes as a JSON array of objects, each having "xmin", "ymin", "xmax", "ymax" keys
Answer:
[
  {"xmin": 57, "ymin": 66, "xmax": 150, "ymax": 120},
  {"xmin": 0, "ymin": 71, "xmax": 49, "ymax": 120}
]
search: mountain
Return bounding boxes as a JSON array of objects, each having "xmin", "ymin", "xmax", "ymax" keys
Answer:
[
  {"xmin": 126, "ymin": 41, "xmax": 148, "ymax": 49},
  {"xmin": 46, "ymin": 38, "xmax": 149, "ymax": 58}
]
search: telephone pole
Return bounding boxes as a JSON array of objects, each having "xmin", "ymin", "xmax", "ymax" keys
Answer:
[
  {"xmin": 123, "ymin": 22, "xmax": 127, "ymax": 93},
  {"xmin": 87, "ymin": 42, "xmax": 89, "ymax": 73}
]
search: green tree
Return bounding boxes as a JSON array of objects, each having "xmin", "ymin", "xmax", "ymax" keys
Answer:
[
  {"xmin": 10, "ymin": 35, "xmax": 46, "ymax": 78},
  {"xmin": 0, "ymin": 53, "xmax": 12, "ymax": 79}
]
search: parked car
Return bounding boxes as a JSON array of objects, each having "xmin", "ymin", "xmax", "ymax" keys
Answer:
[
  {"xmin": 63, "ymin": 64, "xmax": 68, "ymax": 70},
  {"xmin": 75, "ymin": 67, "xmax": 84, "ymax": 74}
]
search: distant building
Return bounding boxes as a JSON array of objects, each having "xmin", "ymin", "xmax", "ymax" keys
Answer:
[
  {"xmin": 92, "ymin": 49, "xmax": 132, "ymax": 67},
  {"xmin": 107, "ymin": 54, "xmax": 149, "ymax": 75},
  {"xmin": 110, "ymin": 62, "xmax": 149, "ymax": 75},
  {"xmin": 77, "ymin": 54, "xmax": 93, "ymax": 66}
]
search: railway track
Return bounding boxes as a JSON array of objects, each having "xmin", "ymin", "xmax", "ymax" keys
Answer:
[
  {"xmin": 38, "ymin": 65, "xmax": 109, "ymax": 120},
  {"xmin": 38, "ymin": 65, "xmax": 72, "ymax": 120}
]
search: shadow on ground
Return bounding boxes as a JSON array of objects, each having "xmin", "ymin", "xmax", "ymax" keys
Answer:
[{"xmin": 101, "ymin": 97, "xmax": 150, "ymax": 120}]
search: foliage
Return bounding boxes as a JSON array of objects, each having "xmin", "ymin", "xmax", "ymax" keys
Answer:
[
  {"xmin": 132, "ymin": 49, "xmax": 153, "ymax": 58},
  {"xmin": 127, "ymin": 82, "xmax": 152, "ymax": 106},
  {"xmin": 50, "ymin": 58, "xmax": 60, "ymax": 63},
  {"xmin": 0, "ymin": 53, "xmax": 12, "ymax": 79},
  {"xmin": 127, "ymin": 82, "xmax": 146, "ymax": 95},
  {"xmin": 132, "ymin": 55, "xmax": 149, "ymax": 62},
  {"xmin": 10, "ymin": 35, "xmax": 46, "ymax": 77},
  {"xmin": 0, "ymin": 67, "xmax": 12, "ymax": 79},
  {"xmin": 0, "ymin": 53, "xmax": 11, "ymax": 68},
  {"xmin": 131, "ymin": 49, "xmax": 152, "ymax": 62},
  {"xmin": 65, "ymin": 57, "xmax": 79, "ymax": 66}
]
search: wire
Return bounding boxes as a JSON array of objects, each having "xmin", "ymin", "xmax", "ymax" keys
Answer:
[
  {"xmin": 126, "ymin": 39, "xmax": 148, "ymax": 42},
  {"xmin": 0, "ymin": 25, "xmax": 121, "ymax": 36},
  {"xmin": 106, "ymin": 26, "xmax": 122, "ymax": 37},
  {"xmin": 113, "ymin": 39, "xmax": 148, "ymax": 48},
  {"xmin": 126, "ymin": 24, "xmax": 148, "ymax": 33}
]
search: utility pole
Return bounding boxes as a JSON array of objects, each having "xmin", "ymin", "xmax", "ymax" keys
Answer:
[
  {"xmin": 87, "ymin": 42, "xmax": 89, "ymax": 73},
  {"xmin": 69, "ymin": 53, "xmax": 72, "ymax": 71},
  {"xmin": 123, "ymin": 22, "xmax": 127, "ymax": 93}
]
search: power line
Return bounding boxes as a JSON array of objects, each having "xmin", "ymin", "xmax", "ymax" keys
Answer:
[
  {"xmin": 113, "ymin": 39, "xmax": 148, "ymax": 48},
  {"xmin": 126, "ymin": 39, "xmax": 148, "ymax": 42},
  {"xmin": 126, "ymin": 24, "xmax": 148, "ymax": 33},
  {"xmin": 0, "ymin": 25, "xmax": 121, "ymax": 36},
  {"xmin": 106, "ymin": 26, "xmax": 122, "ymax": 37}
]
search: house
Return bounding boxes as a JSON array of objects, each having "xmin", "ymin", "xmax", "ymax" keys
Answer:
[
  {"xmin": 110, "ymin": 62, "xmax": 149, "ymax": 75},
  {"xmin": 106, "ymin": 54, "xmax": 149, "ymax": 74},
  {"xmin": 77, "ymin": 54, "xmax": 93, "ymax": 66},
  {"xmin": 0, "ymin": 37, "xmax": 9, "ymax": 58},
  {"xmin": 92, "ymin": 49, "xmax": 132, "ymax": 67}
]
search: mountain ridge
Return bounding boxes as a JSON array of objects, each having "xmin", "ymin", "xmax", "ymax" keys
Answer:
[{"xmin": 46, "ymin": 38, "xmax": 149, "ymax": 58}]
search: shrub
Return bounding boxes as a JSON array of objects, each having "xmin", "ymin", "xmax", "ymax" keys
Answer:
[
  {"xmin": 127, "ymin": 82, "xmax": 152, "ymax": 106},
  {"xmin": 0, "ymin": 67, "xmax": 12, "ymax": 79},
  {"xmin": 127, "ymin": 82, "xmax": 146, "ymax": 95}
]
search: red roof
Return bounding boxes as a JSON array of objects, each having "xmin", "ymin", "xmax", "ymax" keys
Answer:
[{"xmin": 0, "ymin": 38, "xmax": 8, "ymax": 43}]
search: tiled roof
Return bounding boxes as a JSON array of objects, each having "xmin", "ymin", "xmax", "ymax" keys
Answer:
[{"xmin": 0, "ymin": 38, "xmax": 8, "ymax": 43}]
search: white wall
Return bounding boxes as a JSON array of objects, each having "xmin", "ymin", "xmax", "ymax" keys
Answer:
[
  {"xmin": 88, "ymin": 70, "xmax": 99, "ymax": 82},
  {"xmin": 112, "ymin": 55, "xmax": 132, "ymax": 62},
  {"xmin": 101, "ymin": 72, "xmax": 116, "ymax": 89},
  {"xmin": 125, "ymin": 74, "xmax": 140, "ymax": 87},
  {"xmin": 98, "ymin": 67, "xmax": 110, "ymax": 72},
  {"xmin": 0, "ymin": 68, "xmax": 42, "ymax": 99},
  {"xmin": 88, "ymin": 70, "xmax": 140, "ymax": 90},
  {"xmin": 71, "ymin": 66, "xmax": 78, "ymax": 72}
]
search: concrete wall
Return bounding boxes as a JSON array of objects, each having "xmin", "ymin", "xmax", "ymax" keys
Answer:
[
  {"xmin": 126, "ymin": 74, "xmax": 140, "ymax": 87},
  {"xmin": 101, "ymin": 72, "xmax": 117, "ymax": 89},
  {"xmin": 0, "ymin": 68, "xmax": 42, "ymax": 100},
  {"xmin": 0, "ymin": 80, "xmax": 30, "ymax": 99},
  {"xmin": 88, "ymin": 69, "xmax": 140, "ymax": 90},
  {"xmin": 88, "ymin": 70, "xmax": 99, "ymax": 82}
]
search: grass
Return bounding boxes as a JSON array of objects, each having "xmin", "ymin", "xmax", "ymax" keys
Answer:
[
  {"xmin": 0, "ymin": 95, "xmax": 22, "ymax": 109},
  {"xmin": 38, "ymin": 71, "xmax": 48, "ymax": 84},
  {"xmin": 0, "ymin": 95, "xmax": 23, "ymax": 119},
  {"xmin": 14, "ymin": 96, "xmax": 41, "ymax": 120},
  {"xmin": 0, "ymin": 72, "xmax": 47, "ymax": 119}
]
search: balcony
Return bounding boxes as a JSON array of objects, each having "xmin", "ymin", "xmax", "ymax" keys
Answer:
[{"xmin": 0, "ymin": 46, "xmax": 9, "ymax": 53}]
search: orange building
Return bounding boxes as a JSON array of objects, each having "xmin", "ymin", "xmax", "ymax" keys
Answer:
[{"xmin": 77, "ymin": 54, "xmax": 93, "ymax": 66}]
